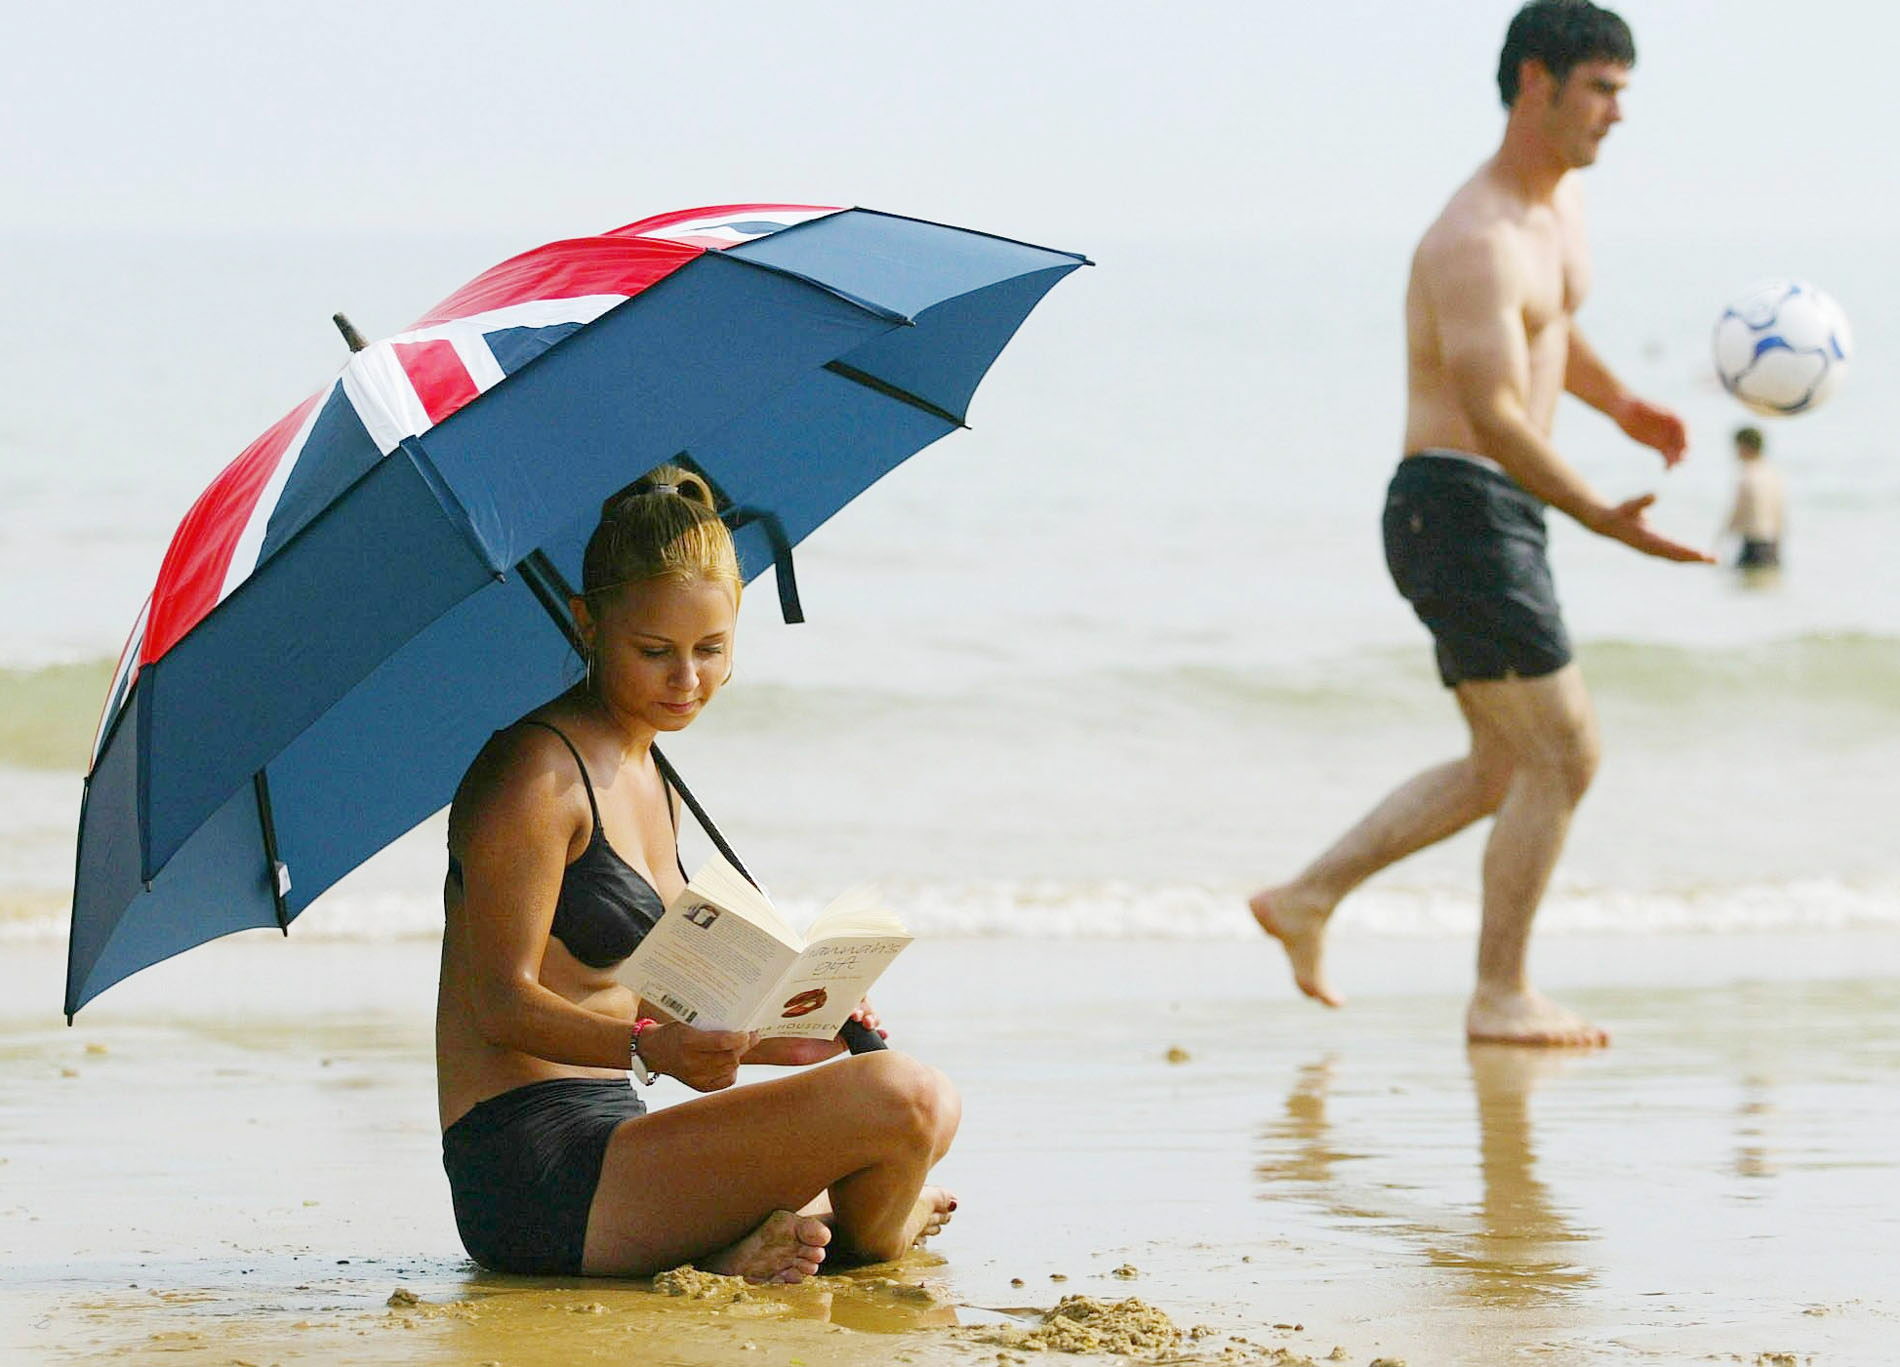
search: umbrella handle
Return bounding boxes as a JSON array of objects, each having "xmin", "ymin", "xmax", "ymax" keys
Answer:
[{"xmin": 839, "ymin": 1018, "xmax": 889, "ymax": 1053}]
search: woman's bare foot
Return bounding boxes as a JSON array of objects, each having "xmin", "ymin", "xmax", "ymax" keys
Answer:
[
  {"xmin": 904, "ymin": 1186, "xmax": 957, "ymax": 1247},
  {"xmin": 703, "ymin": 1209, "xmax": 831, "ymax": 1284},
  {"xmin": 828, "ymin": 1187, "xmax": 957, "ymax": 1265},
  {"xmin": 1248, "ymin": 886, "xmax": 1344, "ymax": 1007},
  {"xmin": 1465, "ymin": 985, "xmax": 1609, "ymax": 1048}
]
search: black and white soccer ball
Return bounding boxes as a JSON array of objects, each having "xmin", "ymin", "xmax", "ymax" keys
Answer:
[{"xmin": 1712, "ymin": 279, "xmax": 1853, "ymax": 416}]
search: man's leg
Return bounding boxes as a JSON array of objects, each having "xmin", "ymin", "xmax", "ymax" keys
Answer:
[
  {"xmin": 1251, "ymin": 687, "xmax": 1516, "ymax": 1005},
  {"xmin": 1457, "ymin": 664, "xmax": 1607, "ymax": 1047}
]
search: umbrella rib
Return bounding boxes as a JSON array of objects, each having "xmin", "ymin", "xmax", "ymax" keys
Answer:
[
  {"xmin": 523, "ymin": 516, "xmax": 804, "ymax": 629},
  {"xmin": 518, "ymin": 551, "xmax": 586, "ymax": 655},
  {"xmin": 822, "ymin": 361, "xmax": 968, "ymax": 430},
  {"xmin": 710, "ymin": 250, "xmax": 913, "ymax": 325},
  {"xmin": 252, "ymin": 771, "xmax": 291, "ymax": 934}
]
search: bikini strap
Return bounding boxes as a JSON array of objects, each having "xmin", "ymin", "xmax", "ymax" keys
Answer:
[
  {"xmin": 517, "ymin": 722, "xmax": 756, "ymax": 895},
  {"xmin": 520, "ymin": 720, "xmax": 604, "ymax": 833},
  {"xmin": 650, "ymin": 744, "xmax": 762, "ymax": 894}
]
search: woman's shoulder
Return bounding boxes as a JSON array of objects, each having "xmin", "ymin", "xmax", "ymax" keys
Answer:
[
  {"xmin": 450, "ymin": 712, "xmax": 589, "ymax": 834},
  {"xmin": 473, "ymin": 712, "xmax": 569, "ymax": 771}
]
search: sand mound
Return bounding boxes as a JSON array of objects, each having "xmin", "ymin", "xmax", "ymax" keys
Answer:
[
  {"xmin": 973, "ymin": 1294, "xmax": 1181, "ymax": 1355},
  {"xmin": 650, "ymin": 1266, "xmax": 757, "ymax": 1302},
  {"xmin": 843, "ymin": 1275, "xmax": 940, "ymax": 1305}
]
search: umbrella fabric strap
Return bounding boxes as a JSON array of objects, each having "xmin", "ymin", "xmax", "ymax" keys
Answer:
[{"xmin": 722, "ymin": 506, "xmax": 804, "ymax": 625}]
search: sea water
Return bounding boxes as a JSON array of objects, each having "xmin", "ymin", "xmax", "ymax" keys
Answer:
[{"xmin": 3, "ymin": 227, "xmax": 1898, "ymax": 951}]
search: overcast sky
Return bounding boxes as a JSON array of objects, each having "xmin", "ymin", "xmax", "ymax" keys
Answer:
[{"xmin": 3, "ymin": 0, "xmax": 1888, "ymax": 248}]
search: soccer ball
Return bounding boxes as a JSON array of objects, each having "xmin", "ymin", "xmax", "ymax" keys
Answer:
[{"xmin": 1711, "ymin": 279, "xmax": 1852, "ymax": 416}]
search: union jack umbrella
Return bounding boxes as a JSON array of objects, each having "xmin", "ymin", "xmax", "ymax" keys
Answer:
[{"xmin": 67, "ymin": 205, "xmax": 1087, "ymax": 1017}]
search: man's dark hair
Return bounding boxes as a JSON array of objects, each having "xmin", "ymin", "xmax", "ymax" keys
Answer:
[
  {"xmin": 1734, "ymin": 426, "xmax": 1765, "ymax": 454},
  {"xmin": 1498, "ymin": 1, "xmax": 1636, "ymax": 108}
]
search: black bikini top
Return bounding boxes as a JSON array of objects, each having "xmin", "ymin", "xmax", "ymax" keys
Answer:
[{"xmin": 449, "ymin": 720, "xmax": 682, "ymax": 969}]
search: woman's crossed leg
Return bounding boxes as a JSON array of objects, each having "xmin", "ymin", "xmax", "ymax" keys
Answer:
[{"xmin": 582, "ymin": 1050, "xmax": 960, "ymax": 1280}]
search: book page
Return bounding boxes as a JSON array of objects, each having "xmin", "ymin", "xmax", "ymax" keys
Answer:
[
  {"xmin": 619, "ymin": 857, "xmax": 912, "ymax": 1040},
  {"xmin": 804, "ymin": 883, "xmax": 910, "ymax": 941},
  {"xmin": 687, "ymin": 854, "xmax": 801, "ymax": 946},
  {"xmin": 752, "ymin": 931, "xmax": 912, "ymax": 1039},
  {"xmin": 617, "ymin": 862, "xmax": 801, "ymax": 1030}
]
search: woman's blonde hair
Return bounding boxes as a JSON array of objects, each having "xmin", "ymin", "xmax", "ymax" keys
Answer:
[{"xmin": 581, "ymin": 464, "xmax": 742, "ymax": 602}]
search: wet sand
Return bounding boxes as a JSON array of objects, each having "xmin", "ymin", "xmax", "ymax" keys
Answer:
[{"xmin": 3, "ymin": 929, "xmax": 1897, "ymax": 1365}]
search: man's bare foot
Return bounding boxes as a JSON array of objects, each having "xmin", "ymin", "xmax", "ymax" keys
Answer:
[
  {"xmin": 903, "ymin": 1186, "xmax": 957, "ymax": 1247},
  {"xmin": 1465, "ymin": 985, "xmax": 1609, "ymax": 1048},
  {"xmin": 1248, "ymin": 886, "xmax": 1344, "ymax": 1007},
  {"xmin": 703, "ymin": 1209, "xmax": 831, "ymax": 1284}
]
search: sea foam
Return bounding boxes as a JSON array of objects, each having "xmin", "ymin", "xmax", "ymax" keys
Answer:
[{"xmin": 7, "ymin": 876, "xmax": 1897, "ymax": 945}]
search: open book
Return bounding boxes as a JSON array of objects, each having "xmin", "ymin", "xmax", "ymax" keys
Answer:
[{"xmin": 616, "ymin": 855, "xmax": 912, "ymax": 1040}]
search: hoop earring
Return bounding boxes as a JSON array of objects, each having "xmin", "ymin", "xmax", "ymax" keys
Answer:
[{"xmin": 584, "ymin": 648, "xmax": 598, "ymax": 695}]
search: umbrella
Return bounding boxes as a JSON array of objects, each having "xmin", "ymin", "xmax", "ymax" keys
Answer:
[{"xmin": 67, "ymin": 203, "xmax": 1087, "ymax": 1019}]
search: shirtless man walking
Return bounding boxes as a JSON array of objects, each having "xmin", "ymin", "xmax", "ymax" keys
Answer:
[{"xmin": 1250, "ymin": 0, "xmax": 1712, "ymax": 1047}]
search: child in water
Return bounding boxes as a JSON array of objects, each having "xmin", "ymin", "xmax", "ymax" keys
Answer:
[{"xmin": 1724, "ymin": 426, "xmax": 1785, "ymax": 574}]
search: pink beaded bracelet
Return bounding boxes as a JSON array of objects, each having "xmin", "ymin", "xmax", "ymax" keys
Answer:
[{"xmin": 629, "ymin": 1017, "xmax": 659, "ymax": 1084}]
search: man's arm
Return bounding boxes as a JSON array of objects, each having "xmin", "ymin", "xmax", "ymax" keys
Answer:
[
  {"xmin": 1565, "ymin": 328, "xmax": 1687, "ymax": 467},
  {"xmin": 1429, "ymin": 232, "xmax": 1711, "ymax": 563}
]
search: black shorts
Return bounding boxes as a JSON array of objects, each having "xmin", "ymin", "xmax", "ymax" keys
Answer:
[
  {"xmin": 1382, "ymin": 452, "xmax": 1573, "ymax": 688},
  {"xmin": 1737, "ymin": 538, "xmax": 1780, "ymax": 570},
  {"xmin": 442, "ymin": 1077, "xmax": 646, "ymax": 1275}
]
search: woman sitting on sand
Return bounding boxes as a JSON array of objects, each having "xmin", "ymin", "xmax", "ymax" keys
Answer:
[{"xmin": 436, "ymin": 466, "xmax": 959, "ymax": 1282}]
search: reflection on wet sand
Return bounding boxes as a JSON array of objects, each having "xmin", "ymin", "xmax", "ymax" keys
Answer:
[
  {"xmin": 1436, "ymin": 1045, "xmax": 1594, "ymax": 1302},
  {"xmin": 1732, "ymin": 1072, "xmax": 1780, "ymax": 1184},
  {"xmin": 1253, "ymin": 1056, "xmax": 1366, "ymax": 1191},
  {"xmin": 25, "ymin": 1253, "xmax": 965, "ymax": 1367},
  {"xmin": 1253, "ymin": 1046, "xmax": 1598, "ymax": 1307},
  {"xmin": 415, "ymin": 1264, "xmax": 964, "ymax": 1364}
]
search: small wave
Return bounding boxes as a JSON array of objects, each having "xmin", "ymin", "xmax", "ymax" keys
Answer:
[
  {"xmin": 0, "ymin": 890, "xmax": 74, "ymax": 943},
  {"xmin": 873, "ymin": 876, "xmax": 1900, "ymax": 939},
  {"xmin": 1132, "ymin": 632, "xmax": 1900, "ymax": 718},
  {"xmin": 701, "ymin": 631, "xmax": 1900, "ymax": 733},
  {"xmin": 1573, "ymin": 633, "xmax": 1900, "ymax": 710},
  {"xmin": 10, "ymin": 634, "xmax": 1898, "ymax": 775},
  {"xmin": 0, "ymin": 658, "xmax": 113, "ymax": 771}
]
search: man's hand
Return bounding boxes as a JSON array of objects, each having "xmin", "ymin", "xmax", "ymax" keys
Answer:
[
  {"xmin": 643, "ymin": 1023, "xmax": 758, "ymax": 1092},
  {"xmin": 1613, "ymin": 396, "xmax": 1688, "ymax": 467},
  {"xmin": 1588, "ymin": 493, "xmax": 1716, "ymax": 563}
]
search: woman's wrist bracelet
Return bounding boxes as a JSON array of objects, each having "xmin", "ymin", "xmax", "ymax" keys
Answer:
[{"xmin": 629, "ymin": 1017, "xmax": 659, "ymax": 1085}]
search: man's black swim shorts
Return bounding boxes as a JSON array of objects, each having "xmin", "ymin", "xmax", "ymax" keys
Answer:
[{"xmin": 1382, "ymin": 451, "xmax": 1573, "ymax": 688}]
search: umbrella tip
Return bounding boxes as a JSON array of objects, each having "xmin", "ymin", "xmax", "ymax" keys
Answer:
[{"xmin": 332, "ymin": 313, "xmax": 368, "ymax": 353}]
